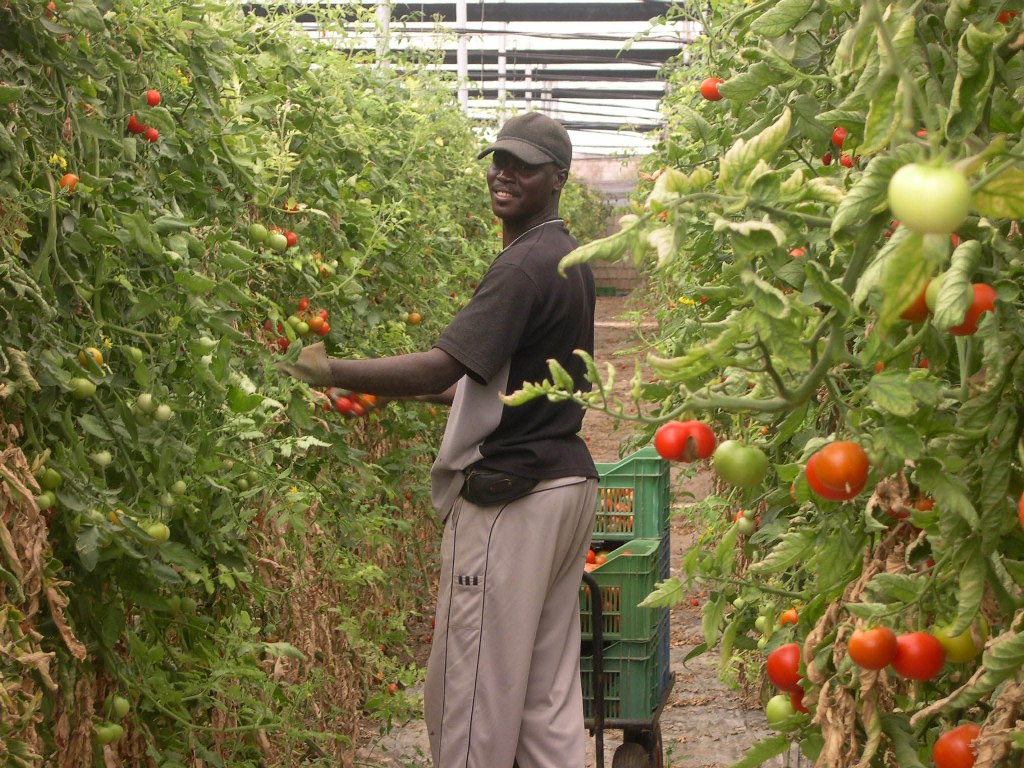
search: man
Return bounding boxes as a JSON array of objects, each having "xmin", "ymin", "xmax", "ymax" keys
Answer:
[{"xmin": 282, "ymin": 111, "xmax": 598, "ymax": 768}]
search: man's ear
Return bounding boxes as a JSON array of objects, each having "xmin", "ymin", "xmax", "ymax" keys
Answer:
[{"xmin": 553, "ymin": 167, "xmax": 568, "ymax": 192}]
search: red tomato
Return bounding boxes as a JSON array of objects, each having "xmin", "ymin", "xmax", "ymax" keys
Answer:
[
  {"xmin": 948, "ymin": 284, "xmax": 997, "ymax": 336},
  {"xmin": 831, "ymin": 126, "xmax": 848, "ymax": 147},
  {"xmin": 316, "ymin": 321, "xmax": 330, "ymax": 337},
  {"xmin": 789, "ymin": 687, "xmax": 809, "ymax": 714},
  {"xmin": 806, "ymin": 451, "xmax": 865, "ymax": 502},
  {"xmin": 840, "ymin": 153, "xmax": 855, "ymax": 168},
  {"xmin": 932, "ymin": 723, "xmax": 981, "ymax": 768},
  {"xmin": 891, "ymin": 632, "xmax": 946, "ymax": 681},
  {"xmin": 586, "ymin": 549, "xmax": 597, "ymax": 565},
  {"xmin": 350, "ymin": 401, "xmax": 366, "ymax": 417},
  {"xmin": 900, "ymin": 282, "xmax": 931, "ymax": 323},
  {"xmin": 699, "ymin": 77, "xmax": 724, "ymax": 101},
  {"xmin": 654, "ymin": 420, "xmax": 716, "ymax": 462},
  {"xmin": 814, "ymin": 441, "xmax": 869, "ymax": 494},
  {"xmin": 779, "ymin": 608, "xmax": 798, "ymax": 626},
  {"xmin": 821, "ymin": 152, "xmax": 833, "ymax": 166},
  {"xmin": 334, "ymin": 396, "xmax": 353, "ymax": 414},
  {"xmin": 847, "ymin": 626, "xmax": 898, "ymax": 670},
  {"xmin": 285, "ymin": 231, "xmax": 298, "ymax": 248},
  {"xmin": 146, "ymin": 89, "xmax": 161, "ymax": 106},
  {"xmin": 144, "ymin": 127, "xmax": 159, "ymax": 143},
  {"xmin": 319, "ymin": 309, "xmax": 329, "ymax": 320},
  {"xmin": 276, "ymin": 337, "xmax": 290, "ymax": 351},
  {"xmin": 298, "ymin": 298, "xmax": 309, "ymax": 311},
  {"xmin": 127, "ymin": 114, "xmax": 147, "ymax": 134},
  {"xmin": 997, "ymin": 10, "xmax": 1017, "ymax": 22},
  {"xmin": 59, "ymin": 173, "xmax": 79, "ymax": 192},
  {"xmin": 788, "ymin": 247, "xmax": 805, "ymax": 258},
  {"xmin": 766, "ymin": 643, "xmax": 802, "ymax": 692}
]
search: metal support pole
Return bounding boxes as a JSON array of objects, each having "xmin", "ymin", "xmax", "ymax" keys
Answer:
[
  {"xmin": 497, "ymin": 22, "xmax": 508, "ymax": 116},
  {"xmin": 456, "ymin": 0, "xmax": 468, "ymax": 110},
  {"xmin": 375, "ymin": 0, "xmax": 390, "ymax": 62}
]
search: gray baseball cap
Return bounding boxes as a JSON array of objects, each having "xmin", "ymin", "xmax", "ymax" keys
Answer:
[{"xmin": 477, "ymin": 112, "xmax": 572, "ymax": 169}]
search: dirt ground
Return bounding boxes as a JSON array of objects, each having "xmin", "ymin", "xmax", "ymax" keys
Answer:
[{"xmin": 354, "ymin": 293, "xmax": 794, "ymax": 768}]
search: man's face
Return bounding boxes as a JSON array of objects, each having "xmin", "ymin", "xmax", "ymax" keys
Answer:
[{"xmin": 486, "ymin": 150, "xmax": 567, "ymax": 223}]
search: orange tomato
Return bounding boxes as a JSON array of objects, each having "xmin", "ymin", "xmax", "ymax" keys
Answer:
[{"xmin": 60, "ymin": 173, "xmax": 79, "ymax": 192}]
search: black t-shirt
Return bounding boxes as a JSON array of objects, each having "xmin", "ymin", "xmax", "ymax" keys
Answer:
[{"xmin": 433, "ymin": 221, "xmax": 597, "ymax": 481}]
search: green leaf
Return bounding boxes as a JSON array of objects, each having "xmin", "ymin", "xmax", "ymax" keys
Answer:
[
  {"xmin": 874, "ymin": 420, "xmax": 925, "ymax": 460},
  {"xmin": 973, "ymin": 165, "xmax": 1024, "ymax": 219},
  {"xmin": 749, "ymin": 529, "xmax": 815, "ymax": 574},
  {"xmin": 0, "ymin": 85, "xmax": 26, "ymax": 105},
  {"xmin": 749, "ymin": 0, "xmax": 816, "ymax": 37},
  {"xmin": 859, "ymin": 75, "xmax": 900, "ymax": 156},
  {"xmin": 865, "ymin": 573, "xmax": 925, "ymax": 603},
  {"xmin": 804, "ymin": 260, "xmax": 851, "ymax": 318},
  {"xmin": 716, "ymin": 63, "xmax": 789, "ymax": 105},
  {"xmin": 948, "ymin": 543, "xmax": 986, "ymax": 636},
  {"xmin": 881, "ymin": 714, "xmax": 927, "ymax": 768},
  {"xmin": 175, "ymin": 271, "xmax": 217, "ymax": 294},
  {"xmin": 867, "ymin": 373, "xmax": 918, "ymax": 417},
  {"xmin": 713, "ymin": 216, "xmax": 786, "ymax": 259},
  {"xmin": 726, "ymin": 734, "xmax": 792, "ymax": 768},
  {"xmin": 78, "ymin": 413, "xmax": 114, "ymax": 440},
  {"xmin": 932, "ymin": 240, "xmax": 980, "ymax": 330},
  {"xmin": 76, "ymin": 527, "xmax": 102, "ymax": 572},
  {"xmin": 915, "ymin": 460, "xmax": 979, "ymax": 528},
  {"xmin": 946, "ymin": 25, "xmax": 1002, "ymax": 141},
  {"xmin": 64, "ymin": 0, "xmax": 107, "ymax": 32},
  {"xmin": 719, "ymin": 108, "xmax": 793, "ymax": 192},
  {"xmin": 639, "ymin": 577, "xmax": 685, "ymax": 608},
  {"xmin": 262, "ymin": 641, "xmax": 308, "ymax": 661}
]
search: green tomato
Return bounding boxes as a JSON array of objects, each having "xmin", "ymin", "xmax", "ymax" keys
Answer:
[
  {"xmin": 136, "ymin": 393, "xmax": 157, "ymax": 414},
  {"xmin": 125, "ymin": 346, "xmax": 145, "ymax": 364},
  {"xmin": 106, "ymin": 694, "xmax": 131, "ymax": 719},
  {"xmin": 69, "ymin": 377, "xmax": 96, "ymax": 399},
  {"xmin": 36, "ymin": 491, "xmax": 55, "ymax": 510},
  {"xmin": 887, "ymin": 163, "xmax": 970, "ymax": 235},
  {"xmin": 170, "ymin": 480, "xmax": 187, "ymax": 496},
  {"xmin": 159, "ymin": 492, "xmax": 176, "ymax": 507},
  {"xmin": 764, "ymin": 693, "xmax": 796, "ymax": 731},
  {"xmin": 754, "ymin": 615, "xmax": 769, "ymax": 632},
  {"xmin": 933, "ymin": 617, "xmax": 989, "ymax": 663},
  {"xmin": 39, "ymin": 467, "xmax": 63, "ymax": 491},
  {"xmin": 93, "ymin": 723, "xmax": 124, "ymax": 745},
  {"xmin": 287, "ymin": 315, "xmax": 302, "ymax": 329},
  {"xmin": 146, "ymin": 522, "xmax": 171, "ymax": 542},
  {"xmin": 295, "ymin": 321, "xmax": 310, "ymax": 336},
  {"xmin": 732, "ymin": 597, "xmax": 746, "ymax": 609},
  {"xmin": 180, "ymin": 596, "xmax": 197, "ymax": 612},
  {"xmin": 712, "ymin": 440, "xmax": 769, "ymax": 488},
  {"xmin": 736, "ymin": 516, "xmax": 757, "ymax": 536},
  {"xmin": 90, "ymin": 450, "xmax": 113, "ymax": 468},
  {"xmin": 153, "ymin": 403, "xmax": 173, "ymax": 423},
  {"xmin": 267, "ymin": 232, "xmax": 289, "ymax": 253},
  {"xmin": 248, "ymin": 222, "xmax": 269, "ymax": 244},
  {"xmin": 195, "ymin": 336, "xmax": 219, "ymax": 352}
]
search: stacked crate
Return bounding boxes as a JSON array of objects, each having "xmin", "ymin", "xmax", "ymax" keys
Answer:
[{"xmin": 579, "ymin": 446, "xmax": 672, "ymax": 720}]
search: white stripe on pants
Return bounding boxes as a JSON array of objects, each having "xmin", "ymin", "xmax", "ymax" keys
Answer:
[{"xmin": 424, "ymin": 476, "xmax": 598, "ymax": 768}]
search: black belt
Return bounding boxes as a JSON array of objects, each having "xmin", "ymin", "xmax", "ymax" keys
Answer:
[{"xmin": 460, "ymin": 467, "xmax": 538, "ymax": 506}]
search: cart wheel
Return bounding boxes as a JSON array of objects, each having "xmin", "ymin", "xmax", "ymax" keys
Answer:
[{"xmin": 611, "ymin": 742, "xmax": 649, "ymax": 768}]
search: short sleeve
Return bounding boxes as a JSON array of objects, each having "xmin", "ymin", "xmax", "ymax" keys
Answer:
[{"xmin": 433, "ymin": 263, "xmax": 538, "ymax": 384}]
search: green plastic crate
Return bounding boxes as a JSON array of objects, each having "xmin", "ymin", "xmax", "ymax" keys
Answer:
[
  {"xmin": 594, "ymin": 446, "xmax": 670, "ymax": 541},
  {"xmin": 580, "ymin": 615, "xmax": 670, "ymax": 720},
  {"xmin": 579, "ymin": 538, "xmax": 667, "ymax": 642}
]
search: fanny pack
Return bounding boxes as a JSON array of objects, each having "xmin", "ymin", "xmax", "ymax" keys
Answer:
[{"xmin": 460, "ymin": 467, "xmax": 538, "ymax": 506}]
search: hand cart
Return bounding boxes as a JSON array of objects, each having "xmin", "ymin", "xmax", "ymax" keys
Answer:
[{"xmin": 581, "ymin": 569, "xmax": 675, "ymax": 768}]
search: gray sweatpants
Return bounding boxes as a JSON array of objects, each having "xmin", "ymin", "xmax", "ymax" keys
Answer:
[{"xmin": 424, "ymin": 476, "xmax": 599, "ymax": 768}]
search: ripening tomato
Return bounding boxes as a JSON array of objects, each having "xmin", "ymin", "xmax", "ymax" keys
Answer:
[
  {"xmin": 831, "ymin": 126, "xmax": 847, "ymax": 147},
  {"xmin": 60, "ymin": 172, "xmax": 79, "ymax": 192},
  {"xmin": 847, "ymin": 626, "xmax": 898, "ymax": 670},
  {"xmin": 948, "ymin": 284, "xmax": 997, "ymax": 336},
  {"xmin": 308, "ymin": 316, "xmax": 325, "ymax": 334},
  {"xmin": 779, "ymin": 608, "xmax": 798, "ymax": 626},
  {"xmin": 146, "ymin": 89, "xmax": 161, "ymax": 106},
  {"xmin": 144, "ymin": 127, "xmax": 159, "ymax": 143},
  {"xmin": 933, "ymin": 617, "xmax": 988, "ymax": 663},
  {"xmin": 932, "ymin": 723, "xmax": 981, "ymax": 768},
  {"xmin": 766, "ymin": 643, "xmax": 802, "ymax": 692},
  {"xmin": 891, "ymin": 631, "xmax": 946, "ymax": 681},
  {"xmin": 813, "ymin": 441, "xmax": 870, "ymax": 497},
  {"xmin": 699, "ymin": 77, "xmax": 724, "ymax": 101}
]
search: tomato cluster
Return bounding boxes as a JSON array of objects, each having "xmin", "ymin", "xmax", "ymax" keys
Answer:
[
  {"xmin": 265, "ymin": 298, "xmax": 330, "ymax": 351},
  {"xmin": 124, "ymin": 90, "xmax": 163, "ymax": 143},
  {"xmin": 325, "ymin": 388, "xmax": 378, "ymax": 418},
  {"xmin": 249, "ymin": 222, "xmax": 298, "ymax": 254}
]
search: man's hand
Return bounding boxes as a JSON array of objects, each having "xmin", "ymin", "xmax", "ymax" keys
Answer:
[{"xmin": 277, "ymin": 342, "xmax": 332, "ymax": 387}]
